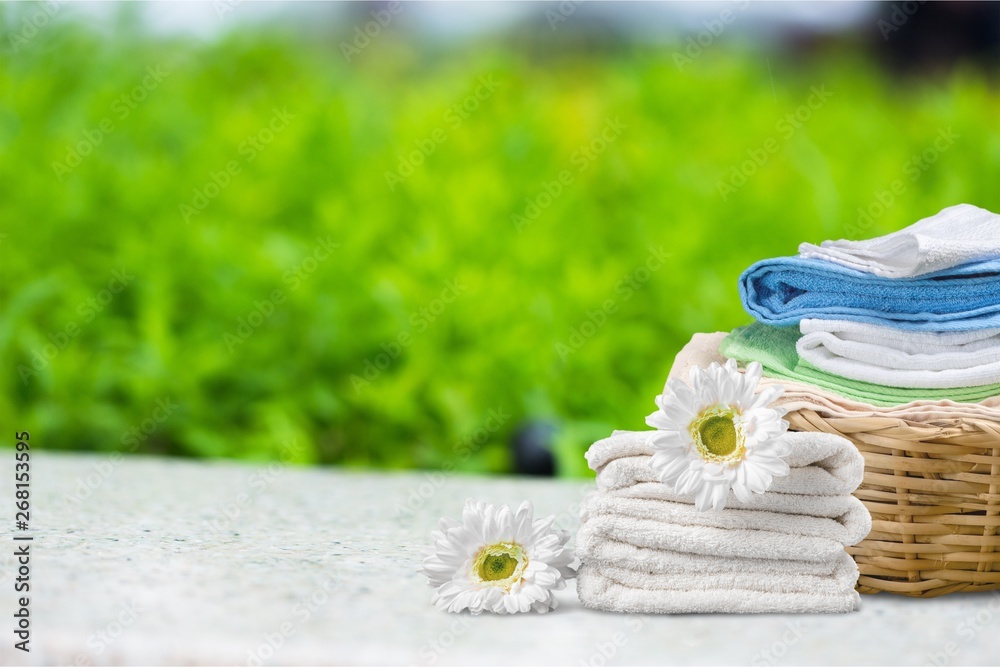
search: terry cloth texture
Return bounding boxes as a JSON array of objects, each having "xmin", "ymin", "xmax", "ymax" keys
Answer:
[
  {"xmin": 577, "ymin": 566, "xmax": 860, "ymax": 614},
  {"xmin": 587, "ymin": 430, "xmax": 865, "ymax": 498},
  {"xmin": 799, "ymin": 204, "xmax": 1000, "ymax": 278},
  {"xmin": 668, "ymin": 331, "xmax": 1000, "ymax": 420},
  {"xmin": 576, "ymin": 429, "xmax": 868, "ymax": 614},
  {"xmin": 580, "ymin": 492, "xmax": 871, "ymax": 551},
  {"xmin": 720, "ymin": 323, "xmax": 1000, "ymax": 407},
  {"xmin": 738, "ymin": 255, "xmax": 1000, "ymax": 331},
  {"xmin": 577, "ymin": 527, "xmax": 855, "ymax": 577},
  {"xmin": 797, "ymin": 319, "xmax": 1000, "ymax": 389},
  {"xmin": 580, "ymin": 551, "xmax": 859, "ymax": 595}
]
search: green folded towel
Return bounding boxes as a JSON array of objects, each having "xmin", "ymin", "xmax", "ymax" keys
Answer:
[{"xmin": 720, "ymin": 323, "xmax": 1000, "ymax": 407}]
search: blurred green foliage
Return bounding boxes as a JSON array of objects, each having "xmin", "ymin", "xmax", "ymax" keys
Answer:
[{"xmin": 1, "ymin": 7, "xmax": 998, "ymax": 475}]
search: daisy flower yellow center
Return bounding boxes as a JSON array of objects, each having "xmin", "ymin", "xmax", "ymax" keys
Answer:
[
  {"xmin": 689, "ymin": 405, "xmax": 745, "ymax": 463},
  {"xmin": 472, "ymin": 542, "xmax": 528, "ymax": 589},
  {"xmin": 481, "ymin": 554, "xmax": 517, "ymax": 580},
  {"xmin": 646, "ymin": 360, "xmax": 790, "ymax": 512}
]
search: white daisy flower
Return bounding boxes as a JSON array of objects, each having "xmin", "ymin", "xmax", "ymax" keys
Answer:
[
  {"xmin": 419, "ymin": 499, "xmax": 576, "ymax": 614},
  {"xmin": 646, "ymin": 359, "xmax": 790, "ymax": 512}
]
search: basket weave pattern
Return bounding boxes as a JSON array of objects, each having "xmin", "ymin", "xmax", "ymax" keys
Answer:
[{"xmin": 786, "ymin": 410, "xmax": 1000, "ymax": 597}]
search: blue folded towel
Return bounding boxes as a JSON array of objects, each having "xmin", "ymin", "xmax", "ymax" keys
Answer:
[{"xmin": 739, "ymin": 256, "xmax": 1000, "ymax": 331}]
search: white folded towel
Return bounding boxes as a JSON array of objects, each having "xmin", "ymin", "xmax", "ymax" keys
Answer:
[
  {"xmin": 577, "ymin": 525, "xmax": 852, "ymax": 577},
  {"xmin": 802, "ymin": 319, "xmax": 1000, "ymax": 361},
  {"xmin": 579, "ymin": 513, "xmax": 849, "ymax": 563},
  {"xmin": 589, "ymin": 551, "xmax": 859, "ymax": 595},
  {"xmin": 610, "ymin": 482, "xmax": 864, "ymax": 520},
  {"xmin": 798, "ymin": 319, "xmax": 1000, "ymax": 388},
  {"xmin": 577, "ymin": 566, "xmax": 860, "ymax": 614},
  {"xmin": 588, "ymin": 430, "xmax": 865, "ymax": 497},
  {"xmin": 798, "ymin": 203, "xmax": 1000, "ymax": 278},
  {"xmin": 581, "ymin": 492, "xmax": 871, "ymax": 547}
]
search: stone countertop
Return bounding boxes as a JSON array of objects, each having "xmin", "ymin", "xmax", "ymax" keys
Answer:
[{"xmin": 1, "ymin": 452, "xmax": 998, "ymax": 666}]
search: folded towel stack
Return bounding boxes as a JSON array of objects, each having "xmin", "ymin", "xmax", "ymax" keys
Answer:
[
  {"xmin": 624, "ymin": 204, "xmax": 1000, "ymax": 600},
  {"xmin": 731, "ymin": 204, "xmax": 1000, "ymax": 407},
  {"xmin": 668, "ymin": 331, "xmax": 1000, "ymax": 422},
  {"xmin": 576, "ymin": 430, "xmax": 871, "ymax": 613}
]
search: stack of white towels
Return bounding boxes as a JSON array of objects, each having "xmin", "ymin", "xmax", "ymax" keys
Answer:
[{"xmin": 576, "ymin": 430, "xmax": 871, "ymax": 614}]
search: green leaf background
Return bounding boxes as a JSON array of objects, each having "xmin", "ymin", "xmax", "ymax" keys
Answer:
[{"xmin": 1, "ymin": 7, "xmax": 998, "ymax": 475}]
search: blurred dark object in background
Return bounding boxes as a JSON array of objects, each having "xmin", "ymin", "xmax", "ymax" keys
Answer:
[
  {"xmin": 511, "ymin": 421, "xmax": 557, "ymax": 477},
  {"xmin": 870, "ymin": 1, "xmax": 1000, "ymax": 76}
]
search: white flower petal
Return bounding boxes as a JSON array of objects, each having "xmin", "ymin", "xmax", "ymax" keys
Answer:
[
  {"xmin": 419, "ymin": 500, "xmax": 573, "ymax": 614},
  {"xmin": 495, "ymin": 504, "xmax": 513, "ymax": 542},
  {"xmin": 512, "ymin": 501, "xmax": 533, "ymax": 542},
  {"xmin": 646, "ymin": 358, "xmax": 790, "ymax": 511},
  {"xmin": 710, "ymin": 481, "xmax": 729, "ymax": 510},
  {"xmin": 693, "ymin": 484, "xmax": 713, "ymax": 511}
]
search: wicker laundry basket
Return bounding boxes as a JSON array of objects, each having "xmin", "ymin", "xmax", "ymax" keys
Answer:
[{"xmin": 785, "ymin": 410, "xmax": 1000, "ymax": 597}]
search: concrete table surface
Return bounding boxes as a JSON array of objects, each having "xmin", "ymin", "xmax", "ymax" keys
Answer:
[{"xmin": 1, "ymin": 452, "xmax": 999, "ymax": 666}]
